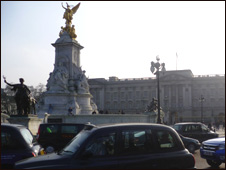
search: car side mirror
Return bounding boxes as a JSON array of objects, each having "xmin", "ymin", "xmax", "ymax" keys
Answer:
[{"xmin": 81, "ymin": 150, "xmax": 93, "ymax": 159}]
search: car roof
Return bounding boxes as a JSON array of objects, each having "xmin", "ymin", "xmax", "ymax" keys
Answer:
[
  {"xmin": 40, "ymin": 122, "xmax": 92, "ymax": 125},
  {"xmin": 40, "ymin": 123, "xmax": 95, "ymax": 126},
  {"xmin": 94, "ymin": 123, "xmax": 173, "ymax": 129},
  {"xmin": 174, "ymin": 122, "xmax": 202, "ymax": 125},
  {"xmin": 1, "ymin": 123, "xmax": 26, "ymax": 128}
]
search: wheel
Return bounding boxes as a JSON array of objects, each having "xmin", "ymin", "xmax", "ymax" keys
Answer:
[
  {"xmin": 206, "ymin": 159, "xmax": 222, "ymax": 167},
  {"xmin": 187, "ymin": 143, "xmax": 195, "ymax": 153},
  {"xmin": 46, "ymin": 146, "xmax": 55, "ymax": 153}
]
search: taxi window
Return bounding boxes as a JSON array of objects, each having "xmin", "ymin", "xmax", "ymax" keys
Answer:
[
  {"xmin": 120, "ymin": 129, "xmax": 154, "ymax": 155},
  {"xmin": 85, "ymin": 132, "xmax": 116, "ymax": 157},
  {"xmin": 61, "ymin": 125, "xmax": 79, "ymax": 134},
  {"xmin": 156, "ymin": 131, "xmax": 177, "ymax": 150}
]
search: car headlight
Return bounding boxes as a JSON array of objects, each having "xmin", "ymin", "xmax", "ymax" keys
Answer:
[{"xmin": 219, "ymin": 144, "xmax": 225, "ymax": 150}]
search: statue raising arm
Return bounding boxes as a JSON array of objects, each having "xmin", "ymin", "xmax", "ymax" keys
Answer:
[
  {"xmin": 62, "ymin": 2, "xmax": 80, "ymax": 26},
  {"xmin": 4, "ymin": 79, "xmax": 15, "ymax": 87},
  {"xmin": 61, "ymin": 2, "xmax": 67, "ymax": 10}
]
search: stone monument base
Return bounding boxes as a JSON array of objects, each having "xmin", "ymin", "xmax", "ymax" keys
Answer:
[
  {"xmin": 37, "ymin": 91, "xmax": 93, "ymax": 118},
  {"xmin": 76, "ymin": 93, "xmax": 93, "ymax": 114}
]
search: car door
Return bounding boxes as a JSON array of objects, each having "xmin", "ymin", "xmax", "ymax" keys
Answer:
[
  {"xmin": 74, "ymin": 130, "xmax": 119, "ymax": 169},
  {"xmin": 116, "ymin": 127, "xmax": 194, "ymax": 169},
  {"xmin": 1, "ymin": 129, "xmax": 27, "ymax": 168},
  {"xmin": 150, "ymin": 130, "xmax": 194, "ymax": 169},
  {"xmin": 116, "ymin": 127, "xmax": 158, "ymax": 169}
]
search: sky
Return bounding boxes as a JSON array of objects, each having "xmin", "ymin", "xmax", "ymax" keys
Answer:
[{"xmin": 1, "ymin": 1, "xmax": 225, "ymax": 88}]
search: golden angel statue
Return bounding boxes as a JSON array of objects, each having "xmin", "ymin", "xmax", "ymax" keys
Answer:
[{"xmin": 62, "ymin": 2, "xmax": 80, "ymax": 27}]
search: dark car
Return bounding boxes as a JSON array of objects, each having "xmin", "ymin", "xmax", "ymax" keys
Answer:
[
  {"xmin": 173, "ymin": 122, "xmax": 218, "ymax": 143},
  {"xmin": 200, "ymin": 137, "xmax": 225, "ymax": 167},
  {"xmin": 1, "ymin": 123, "xmax": 44, "ymax": 169},
  {"xmin": 36, "ymin": 123, "xmax": 95, "ymax": 153},
  {"xmin": 15, "ymin": 123, "xmax": 195, "ymax": 169},
  {"xmin": 179, "ymin": 134, "xmax": 201, "ymax": 153}
]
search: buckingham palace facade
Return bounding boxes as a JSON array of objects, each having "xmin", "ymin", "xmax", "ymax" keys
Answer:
[{"xmin": 88, "ymin": 70, "xmax": 225, "ymax": 124}]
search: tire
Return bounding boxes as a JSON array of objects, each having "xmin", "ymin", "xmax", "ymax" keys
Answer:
[
  {"xmin": 206, "ymin": 159, "xmax": 222, "ymax": 167},
  {"xmin": 46, "ymin": 146, "xmax": 55, "ymax": 153},
  {"xmin": 187, "ymin": 143, "xmax": 195, "ymax": 153}
]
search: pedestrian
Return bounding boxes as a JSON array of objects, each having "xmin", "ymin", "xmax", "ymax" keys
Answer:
[
  {"xmin": 208, "ymin": 122, "xmax": 212, "ymax": 130},
  {"xmin": 48, "ymin": 104, "xmax": 53, "ymax": 114},
  {"xmin": 68, "ymin": 107, "xmax": 73, "ymax": 115},
  {"xmin": 216, "ymin": 122, "xmax": 219, "ymax": 130}
]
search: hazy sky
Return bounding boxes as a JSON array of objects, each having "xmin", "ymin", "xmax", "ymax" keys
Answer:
[{"xmin": 1, "ymin": 1, "xmax": 225, "ymax": 88}]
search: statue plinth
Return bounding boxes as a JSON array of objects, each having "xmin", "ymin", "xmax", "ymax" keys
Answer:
[
  {"xmin": 7, "ymin": 114, "xmax": 43, "ymax": 135},
  {"xmin": 144, "ymin": 110, "xmax": 165, "ymax": 123},
  {"xmin": 37, "ymin": 32, "xmax": 95, "ymax": 118}
]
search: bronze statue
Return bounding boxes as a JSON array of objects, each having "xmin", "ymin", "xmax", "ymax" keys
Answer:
[
  {"xmin": 59, "ymin": 26, "xmax": 65, "ymax": 37},
  {"xmin": 60, "ymin": 2, "xmax": 80, "ymax": 40},
  {"xmin": 4, "ymin": 77, "xmax": 31, "ymax": 115},
  {"xmin": 70, "ymin": 25, "xmax": 77, "ymax": 39},
  {"xmin": 147, "ymin": 98, "xmax": 158, "ymax": 112}
]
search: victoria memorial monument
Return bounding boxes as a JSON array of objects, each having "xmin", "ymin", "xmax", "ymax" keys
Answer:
[{"xmin": 37, "ymin": 2, "xmax": 97, "ymax": 118}]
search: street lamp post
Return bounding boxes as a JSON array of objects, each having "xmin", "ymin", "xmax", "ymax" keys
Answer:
[
  {"xmin": 151, "ymin": 56, "xmax": 166, "ymax": 124},
  {"xmin": 199, "ymin": 95, "xmax": 205, "ymax": 123}
]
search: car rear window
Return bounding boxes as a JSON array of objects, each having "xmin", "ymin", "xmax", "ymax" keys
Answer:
[
  {"xmin": 42, "ymin": 124, "xmax": 59, "ymax": 134},
  {"xmin": 20, "ymin": 128, "xmax": 35, "ymax": 145},
  {"xmin": 156, "ymin": 131, "xmax": 178, "ymax": 150},
  {"xmin": 61, "ymin": 125, "xmax": 79, "ymax": 134}
]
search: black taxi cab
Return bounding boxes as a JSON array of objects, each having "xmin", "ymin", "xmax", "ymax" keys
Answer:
[{"xmin": 16, "ymin": 123, "xmax": 196, "ymax": 169}]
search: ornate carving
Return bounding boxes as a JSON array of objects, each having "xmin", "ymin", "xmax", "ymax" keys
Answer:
[{"xmin": 47, "ymin": 61, "xmax": 69, "ymax": 91}]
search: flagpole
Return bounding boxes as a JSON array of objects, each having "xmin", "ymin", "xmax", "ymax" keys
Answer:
[{"xmin": 176, "ymin": 52, "xmax": 178, "ymax": 70}]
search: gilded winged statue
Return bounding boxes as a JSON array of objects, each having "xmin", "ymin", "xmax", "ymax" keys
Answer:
[
  {"xmin": 62, "ymin": 2, "xmax": 80, "ymax": 26},
  {"xmin": 60, "ymin": 2, "xmax": 80, "ymax": 40}
]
